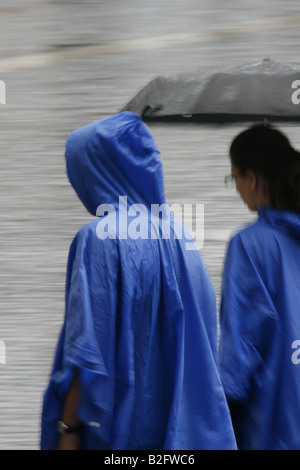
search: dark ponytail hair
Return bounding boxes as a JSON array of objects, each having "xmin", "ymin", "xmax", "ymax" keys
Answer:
[{"xmin": 229, "ymin": 124, "xmax": 300, "ymax": 213}]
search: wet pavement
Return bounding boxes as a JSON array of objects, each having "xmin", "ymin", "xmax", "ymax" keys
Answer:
[{"xmin": 0, "ymin": 0, "xmax": 300, "ymax": 449}]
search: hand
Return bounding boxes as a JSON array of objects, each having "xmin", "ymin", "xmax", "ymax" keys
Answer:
[
  {"xmin": 57, "ymin": 432, "xmax": 80, "ymax": 450},
  {"xmin": 57, "ymin": 371, "xmax": 81, "ymax": 450}
]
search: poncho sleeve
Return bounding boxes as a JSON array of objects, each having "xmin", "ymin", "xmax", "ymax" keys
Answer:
[
  {"xmin": 219, "ymin": 231, "xmax": 279, "ymax": 403},
  {"xmin": 41, "ymin": 221, "xmax": 120, "ymax": 449}
]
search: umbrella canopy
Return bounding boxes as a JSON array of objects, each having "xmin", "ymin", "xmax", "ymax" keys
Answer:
[{"xmin": 122, "ymin": 59, "xmax": 300, "ymax": 123}]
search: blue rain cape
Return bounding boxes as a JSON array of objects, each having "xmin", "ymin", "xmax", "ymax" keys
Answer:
[
  {"xmin": 41, "ymin": 112, "xmax": 236, "ymax": 450},
  {"xmin": 219, "ymin": 206, "xmax": 300, "ymax": 450}
]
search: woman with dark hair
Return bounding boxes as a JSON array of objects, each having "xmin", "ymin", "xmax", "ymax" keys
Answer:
[{"xmin": 219, "ymin": 124, "xmax": 300, "ymax": 449}]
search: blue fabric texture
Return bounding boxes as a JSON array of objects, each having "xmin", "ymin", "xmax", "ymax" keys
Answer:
[
  {"xmin": 41, "ymin": 112, "xmax": 236, "ymax": 450},
  {"xmin": 219, "ymin": 206, "xmax": 300, "ymax": 449}
]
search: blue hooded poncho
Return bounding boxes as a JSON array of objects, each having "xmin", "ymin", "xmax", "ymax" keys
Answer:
[
  {"xmin": 41, "ymin": 112, "xmax": 236, "ymax": 450},
  {"xmin": 219, "ymin": 206, "xmax": 300, "ymax": 449}
]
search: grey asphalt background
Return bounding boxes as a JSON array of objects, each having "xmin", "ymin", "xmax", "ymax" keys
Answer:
[{"xmin": 0, "ymin": 0, "xmax": 300, "ymax": 449}]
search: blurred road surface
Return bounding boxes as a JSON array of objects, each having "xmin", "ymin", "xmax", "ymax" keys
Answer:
[{"xmin": 0, "ymin": 0, "xmax": 300, "ymax": 449}]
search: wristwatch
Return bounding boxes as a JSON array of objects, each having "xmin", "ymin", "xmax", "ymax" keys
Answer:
[{"xmin": 57, "ymin": 420, "xmax": 82, "ymax": 435}]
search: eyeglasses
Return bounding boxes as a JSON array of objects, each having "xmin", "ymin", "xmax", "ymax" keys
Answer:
[
  {"xmin": 224, "ymin": 174, "xmax": 241, "ymax": 189},
  {"xmin": 224, "ymin": 174, "xmax": 235, "ymax": 189}
]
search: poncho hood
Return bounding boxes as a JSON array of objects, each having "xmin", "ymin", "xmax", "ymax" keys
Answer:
[
  {"xmin": 259, "ymin": 205, "xmax": 300, "ymax": 238},
  {"xmin": 65, "ymin": 112, "xmax": 165, "ymax": 215}
]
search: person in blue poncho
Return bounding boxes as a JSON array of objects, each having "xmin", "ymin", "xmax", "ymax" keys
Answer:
[
  {"xmin": 220, "ymin": 124, "xmax": 300, "ymax": 450},
  {"xmin": 41, "ymin": 112, "xmax": 236, "ymax": 450}
]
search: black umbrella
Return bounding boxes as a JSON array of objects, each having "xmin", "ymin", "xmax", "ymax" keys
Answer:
[{"xmin": 122, "ymin": 59, "xmax": 300, "ymax": 123}]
